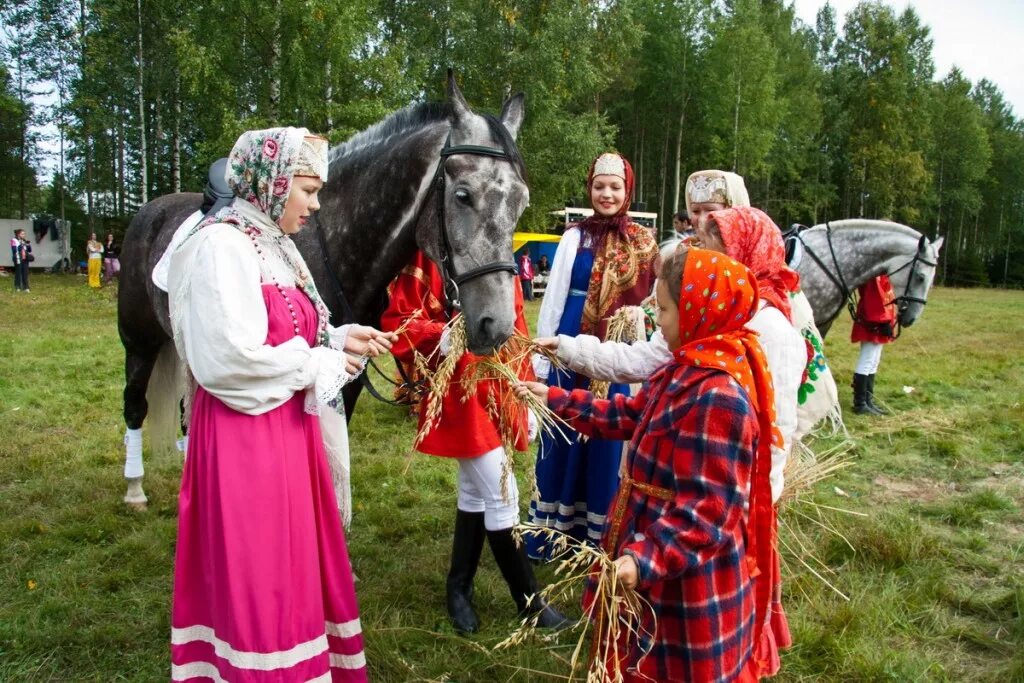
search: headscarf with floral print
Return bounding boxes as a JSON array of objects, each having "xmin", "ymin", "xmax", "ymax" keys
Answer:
[
  {"xmin": 708, "ymin": 206, "xmax": 800, "ymax": 323},
  {"xmin": 195, "ymin": 126, "xmax": 333, "ymax": 346},
  {"xmin": 672, "ymin": 247, "xmax": 780, "ymax": 656},
  {"xmin": 575, "ymin": 152, "xmax": 659, "ymax": 339}
]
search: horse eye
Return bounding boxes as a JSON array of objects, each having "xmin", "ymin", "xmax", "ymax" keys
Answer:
[{"xmin": 454, "ymin": 189, "xmax": 472, "ymax": 205}]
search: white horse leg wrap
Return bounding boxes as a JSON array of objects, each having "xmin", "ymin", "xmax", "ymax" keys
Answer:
[
  {"xmin": 176, "ymin": 435, "xmax": 189, "ymax": 455},
  {"xmin": 124, "ymin": 428, "xmax": 144, "ymax": 478}
]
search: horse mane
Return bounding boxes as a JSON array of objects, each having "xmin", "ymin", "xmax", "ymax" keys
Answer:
[
  {"xmin": 327, "ymin": 100, "xmax": 526, "ymax": 178},
  {"xmin": 819, "ymin": 219, "xmax": 922, "ymax": 241}
]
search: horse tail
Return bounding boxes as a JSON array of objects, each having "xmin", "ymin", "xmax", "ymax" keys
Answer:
[{"xmin": 146, "ymin": 341, "xmax": 185, "ymax": 456}]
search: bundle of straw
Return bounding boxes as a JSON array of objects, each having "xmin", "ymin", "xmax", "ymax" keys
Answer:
[
  {"xmin": 590, "ymin": 306, "xmax": 645, "ymax": 400},
  {"xmin": 409, "ymin": 320, "xmax": 573, "ymax": 501},
  {"xmin": 496, "ymin": 524, "xmax": 656, "ymax": 683}
]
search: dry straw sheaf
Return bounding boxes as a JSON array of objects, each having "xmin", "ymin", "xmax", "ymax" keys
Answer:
[
  {"xmin": 590, "ymin": 307, "xmax": 644, "ymax": 400},
  {"xmin": 496, "ymin": 524, "xmax": 657, "ymax": 683},
  {"xmin": 409, "ymin": 319, "xmax": 573, "ymax": 501},
  {"xmin": 778, "ymin": 438, "xmax": 864, "ymax": 600}
]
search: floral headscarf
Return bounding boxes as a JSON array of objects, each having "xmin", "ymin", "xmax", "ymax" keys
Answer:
[
  {"xmin": 708, "ymin": 207, "xmax": 800, "ymax": 322},
  {"xmin": 673, "ymin": 247, "xmax": 780, "ymax": 656},
  {"xmin": 685, "ymin": 170, "xmax": 750, "ymax": 210},
  {"xmin": 194, "ymin": 126, "xmax": 333, "ymax": 346}
]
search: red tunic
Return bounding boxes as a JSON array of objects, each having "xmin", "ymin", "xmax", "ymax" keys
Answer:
[
  {"xmin": 381, "ymin": 250, "xmax": 532, "ymax": 458},
  {"xmin": 850, "ymin": 275, "xmax": 898, "ymax": 344}
]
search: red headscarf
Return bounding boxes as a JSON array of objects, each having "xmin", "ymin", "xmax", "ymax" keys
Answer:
[
  {"xmin": 579, "ymin": 152, "xmax": 635, "ymax": 240},
  {"xmin": 708, "ymin": 207, "xmax": 800, "ymax": 323},
  {"xmin": 673, "ymin": 247, "xmax": 780, "ymax": 654}
]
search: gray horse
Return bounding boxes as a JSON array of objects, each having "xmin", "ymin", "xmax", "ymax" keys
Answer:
[
  {"xmin": 661, "ymin": 219, "xmax": 944, "ymax": 336},
  {"xmin": 789, "ymin": 219, "xmax": 944, "ymax": 336},
  {"xmin": 117, "ymin": 75, "xmax": 528, "ymax": 508}
]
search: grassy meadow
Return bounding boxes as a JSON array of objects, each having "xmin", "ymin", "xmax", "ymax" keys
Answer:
[{"xmin": 1, "ymin": 273, "xmax": 1023, "ymax": 682}]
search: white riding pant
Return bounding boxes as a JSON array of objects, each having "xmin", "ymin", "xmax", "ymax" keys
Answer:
[
  {"xmin": 855, "ymin": 342, "xmax": 884, "ymax": 375},
  {"xmin": 457, "ymin": 446, "xmax": 520, "ymax": 531}
]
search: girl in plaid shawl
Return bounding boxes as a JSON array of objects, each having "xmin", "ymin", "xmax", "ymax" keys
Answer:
[{"xmin": 519, "ymin": 247, "xmax": 777, "ymax": 682}]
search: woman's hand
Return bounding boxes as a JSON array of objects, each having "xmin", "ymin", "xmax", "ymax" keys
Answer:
[
  {"xmin": 614, "ymin": 555, "xmax": 639, "ymax": 591},
  {"xmin": 533, "ymin": 336, "xmax": 559, "ymax": 352},
  {"xmin": 514, "ymin": 381, "xmax": 548, "ymax": 402},
  {"xmin": 344, "ymin": 325, "xmax": 396, "ymax": 358},
  {"xmin": 343, "ymin": 353, "xmax": 363, "ymax": 376}
]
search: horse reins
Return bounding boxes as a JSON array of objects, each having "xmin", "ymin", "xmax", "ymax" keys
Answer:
[
  {"xmin": 311, "ymin": 128, "xmax": 521, "ymax": 406},
  {"xmin": 792, "ymin": 224, "xmax": 936, "ymax": 339}
]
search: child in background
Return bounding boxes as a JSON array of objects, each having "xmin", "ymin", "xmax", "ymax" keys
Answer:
[{"xmin": 518, "ymin": 248, "xmax": 779, "ymax": 682}]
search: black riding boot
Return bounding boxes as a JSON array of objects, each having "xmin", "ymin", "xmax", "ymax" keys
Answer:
[
  {"xmin": 866, "ymin": 374, "xmax": 889, "ymax": 415},
  {"xmin": 446, "ymin": 510, "xmax": 486, "ymax": 633},
  {"xmin": 852, "ymin": 373, "xmax": 883, "ymax": 415},
  {"xmin": 487, "ymin": 527, "xmax": 573, "ymax": 630}
]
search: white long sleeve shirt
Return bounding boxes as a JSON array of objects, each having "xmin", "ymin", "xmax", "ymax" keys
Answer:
[{"xmin": 555, "ymin": 303, "xmax": 804, "ymax": 503}]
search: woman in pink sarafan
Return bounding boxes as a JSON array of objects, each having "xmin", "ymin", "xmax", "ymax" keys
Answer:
[{"xmin": 167, "ymin": 127, "xmax": 394, "ymax": 682}]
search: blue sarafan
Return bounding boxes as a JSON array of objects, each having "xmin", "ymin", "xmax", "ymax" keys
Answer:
[{"xmin": 115, "ymin": 73, "xmax": 529, "ymax": 508}]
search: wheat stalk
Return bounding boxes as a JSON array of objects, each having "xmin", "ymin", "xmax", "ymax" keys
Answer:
[
  {"xmin": 590, "ymin": 307, "xmax": 643, "ymax": 400},
  {"xmin": 495, "ymin": 524, "xmax": 656, "ymax": 683}
]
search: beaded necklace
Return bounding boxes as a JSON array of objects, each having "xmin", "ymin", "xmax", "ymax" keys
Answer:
[{"xmin": 244, "ymin": 225, "xmax": 330, "ymax": 345}]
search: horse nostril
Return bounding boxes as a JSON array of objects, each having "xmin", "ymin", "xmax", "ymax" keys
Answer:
[{"xmin": 478, "ymin": 316, "xmax": 495, "ymax": 340}]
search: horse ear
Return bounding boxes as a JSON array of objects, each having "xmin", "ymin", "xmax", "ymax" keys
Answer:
[
  {"xmin": 447, "ymin": 69, "xmax": 471, "ymax": 123},
  {"xmin": 931, "ymin": 236, "xmax": 944, "ymax": 253},
  {"xmin": 500, "ymin": 92, "xmax": 525, "ymax": 140}
]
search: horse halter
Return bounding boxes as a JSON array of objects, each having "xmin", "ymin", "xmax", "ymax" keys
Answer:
[
  {"xmin": 433, "ymin": 131, "xmax": 520, "ymax": 312},
  {"xmin": 792, "ymin": 224, "xmax": 936, "ymax": 338}
]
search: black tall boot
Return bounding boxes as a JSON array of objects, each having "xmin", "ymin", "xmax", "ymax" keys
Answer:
[
  {"xmin": 866, "ymin": 374, "xmax": 889, "ymax": 415},
  {"xmin": 852, "ymin": 373, "xmax": 883, "ymax": 416},
  {"xmin": 486, "ymin": 527, "xmax": 573, "ymax": 630},
  {"xmin": 446, "ymin": 510, "xmax": 486, "ymax": 633}
]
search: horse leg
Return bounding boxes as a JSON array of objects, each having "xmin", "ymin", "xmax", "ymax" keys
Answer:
[{"xmin": 123, "ymin": 347, "xmax": 158, "ymax": 510}]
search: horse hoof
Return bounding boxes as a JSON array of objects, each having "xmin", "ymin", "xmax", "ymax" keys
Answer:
[
  {"xmin": 126, "ymin": 501, "xmax": 148, "ymax": 512},
  {"xmin": 124, "ymin": 477, "xmax": 148, "ymax": 508}
]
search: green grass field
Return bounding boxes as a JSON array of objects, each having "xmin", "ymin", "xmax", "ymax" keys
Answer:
[{"xmin": 1, "ymin": 274, "xmax": 1022, "ymax": 682}]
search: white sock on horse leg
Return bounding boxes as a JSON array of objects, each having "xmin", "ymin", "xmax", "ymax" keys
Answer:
[{"xmin": 124, "ymin": 428, "xmax": 144, "ymax": 478}]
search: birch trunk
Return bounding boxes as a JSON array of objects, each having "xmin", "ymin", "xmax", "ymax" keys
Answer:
[
  {"xmin": 172, "ymin": 76, "xmax": 181, "ymax": 193},
  {"xmin": 136, "ymin": 0, "xmax": 148, "ymax": 205}
]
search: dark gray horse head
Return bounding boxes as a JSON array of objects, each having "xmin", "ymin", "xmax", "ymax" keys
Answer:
[
  {"xmin": 888, "ymin": 233, "xmax": 943, "ymax": 327},
  {"xmin": 417, "ymin": 74, "xmax": 528, "ymax": 354}
]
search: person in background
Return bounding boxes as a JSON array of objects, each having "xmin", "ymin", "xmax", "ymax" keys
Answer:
[
  {"xmin": 10, "ymin": 228, "xmax": 31, "ymax": 292},
  {"xmin": 517, "ymin": 249, "xmax": 534, "ymax": 301},
  {"xmin": 527, "ymin": 151, "xmax": 659, "ymax": 558},
  {"xmin": 850, "ymin": 275, "xmax": 897, "ymax": 415},
  {"xmin": 685, "ymin": 169, "xmax": 751, "ymax": 229},
  {"xmin": 536, "ymin": 254, "xmax": 550, "ymax": 275},
  {"xmin": 103, "ymin": 232, "xmax": 120, "ymax": 284},
  {"xmin": 382, "ymin": 250, "xmax": 569, "ymax": 633},
  {"xmin": 86, "ymin": 233, "xmax": 104, "ymax": 288}
]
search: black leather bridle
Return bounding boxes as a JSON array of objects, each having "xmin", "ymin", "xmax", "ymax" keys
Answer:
[
  {"xmin": 791, "ymin": 224, "xmax": 937, "ymax": 338},
  {"xmin": 433, "ymin": 132, "xmax": 520, "ymax": 313},
  {"xmin": 310, "ymin": 129, "xmax": 523, "ymax": 406}
]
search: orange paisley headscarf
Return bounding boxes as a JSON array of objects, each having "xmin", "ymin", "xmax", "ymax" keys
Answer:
[{"xmin": 672, "ymin": 247, "xmax": 781, "ymax": 653}]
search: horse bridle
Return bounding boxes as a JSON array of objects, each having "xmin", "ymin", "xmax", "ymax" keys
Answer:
[
  {"xmin": 310, "ymin": 127, "xmax": 522, "ymax": 406},
  {"xmin": 792, "ymin": 224, "xmax": 937, "ymax": 338},
  {"xmin": 433, "ymin": 131, "xmax": 520, "ymax": 313}
]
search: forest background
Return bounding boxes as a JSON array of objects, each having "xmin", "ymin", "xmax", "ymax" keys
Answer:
[{"xmin": 2, "ymin": 0, "xmax": 1023, "ymax": 287}]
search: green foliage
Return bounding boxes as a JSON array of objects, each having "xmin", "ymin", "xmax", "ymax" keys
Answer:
[{"xmin": 3, "ymin": 0, "xmax": 1024, "ymax": 283}]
